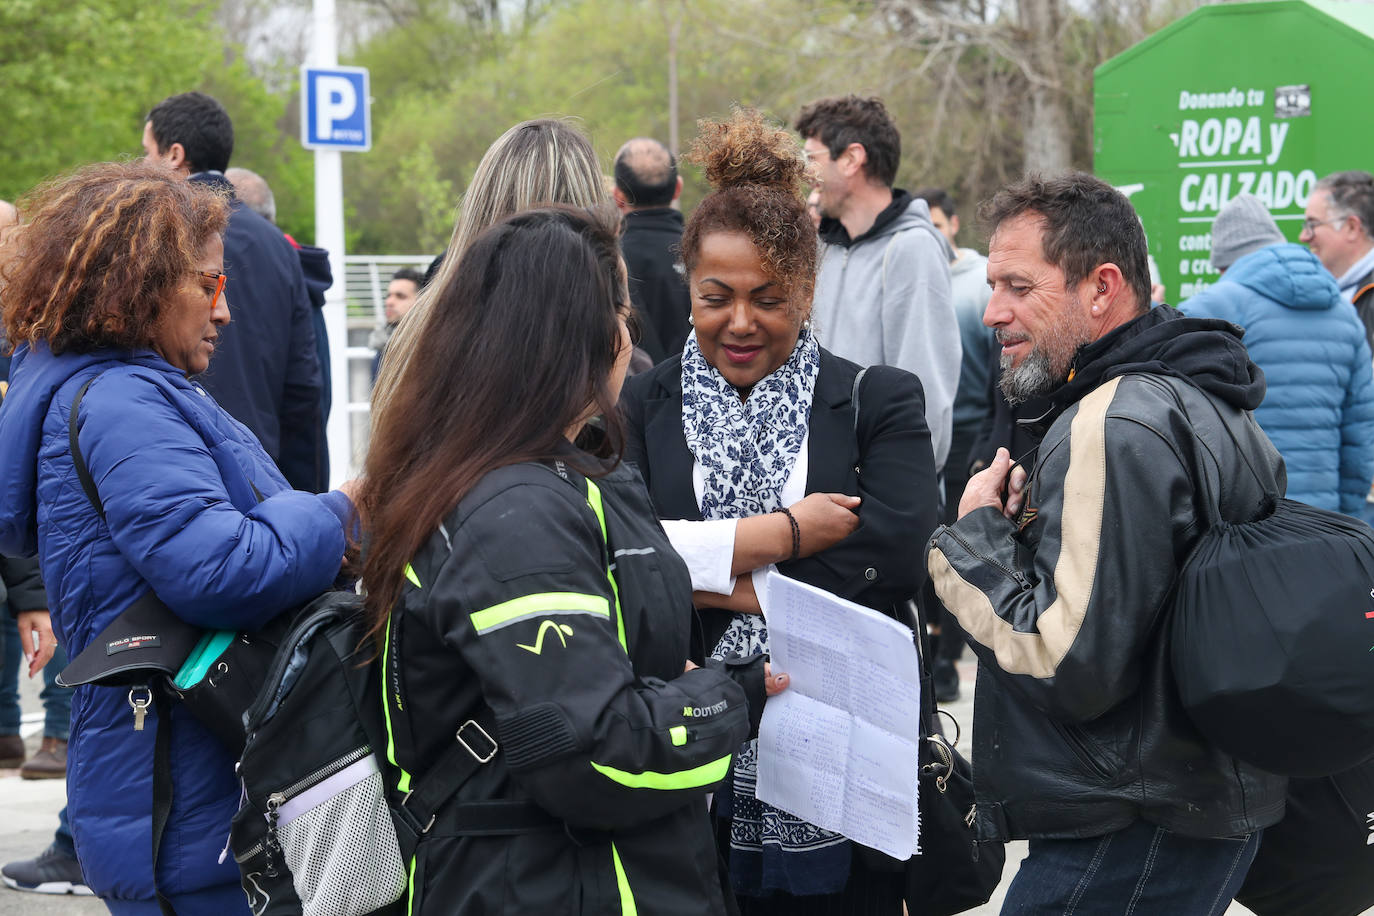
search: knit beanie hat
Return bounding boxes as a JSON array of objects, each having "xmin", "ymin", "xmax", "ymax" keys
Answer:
[{"xmin": 1211, "ymin": 193, "xmax": 1284, "ymax": 270}]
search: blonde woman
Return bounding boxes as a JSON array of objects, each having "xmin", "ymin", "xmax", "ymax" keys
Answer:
[{"xmin": 373, "ymin": 119, "xmax": 609, "ymax": 413}]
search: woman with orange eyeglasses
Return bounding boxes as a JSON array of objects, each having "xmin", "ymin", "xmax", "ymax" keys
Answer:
[{"xmin": 0, "ymin": 161, "xmax": 353, "ymax": 914}]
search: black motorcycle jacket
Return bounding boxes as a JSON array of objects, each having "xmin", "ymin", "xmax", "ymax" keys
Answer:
[
  {"xmin": 383, "ymin": 451, "xmax": 758, "ymax": 914},
  {"xmin": 928, "ymin": 306, "xmax": 1289, "ymax": 841}
]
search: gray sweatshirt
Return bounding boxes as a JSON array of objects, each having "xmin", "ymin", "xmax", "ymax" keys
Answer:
[{"xmin": 812, "ymin": 194, "xmax": 958, "ymax": 470}]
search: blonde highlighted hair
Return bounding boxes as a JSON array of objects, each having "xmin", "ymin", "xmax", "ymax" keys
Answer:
[{"xmin": 372, "ymin": 118, "xmax": 608, "ymax": 417}]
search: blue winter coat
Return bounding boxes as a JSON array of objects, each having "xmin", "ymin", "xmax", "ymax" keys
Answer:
[
  {"xmin": 0, "ymin": 344, "xmax": 347, "ymax": 907},
  {"xmin": 1181, "ymin": 243, "xmax": 1374, "ymax": 513}
]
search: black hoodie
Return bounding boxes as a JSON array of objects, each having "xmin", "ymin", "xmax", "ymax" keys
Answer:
[{"xmin": 1054, "ymin": 304, "xmax": 1265, "ymax": 416}]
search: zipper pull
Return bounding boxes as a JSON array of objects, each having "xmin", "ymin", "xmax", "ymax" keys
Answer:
[
  {"xmin": 128, "ymin": 686, "xmax": 151, "ymax": 731},
  {"xmin": 264, "ymin": 793, "xmax": 285, "ymax": 878},
  {"xmin": 1011, "ymin": 570, "xmax": 1032, "ymax": 590}
]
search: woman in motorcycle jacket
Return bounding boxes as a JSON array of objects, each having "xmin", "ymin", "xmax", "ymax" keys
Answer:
[{"xmin": 355, "ymin": 205, "xmax": 782, "ymax": 915}]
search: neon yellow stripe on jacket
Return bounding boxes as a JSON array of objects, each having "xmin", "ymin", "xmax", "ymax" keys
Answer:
[
  {"xmin": 612, "ymin": 842, "xmax": 637, "ymax": 916},
  {"xmin": 589, "ymin": 753, "xmax": 732, "ymax": 790},
  {"xmin": 381, "ymin": 614, "xmax": 412, "ymax": 794},
  {"xmin": 469, "ymin": 592, "xmax": 609, "ymax": 635},
  {"xmin": 584, "ymin": 479, "xmax": 628, "ymax": 653}
]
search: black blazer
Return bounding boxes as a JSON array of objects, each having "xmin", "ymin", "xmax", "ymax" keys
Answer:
[{"xmin": 619, "ymin": 348, "xmax": 941, "ymax": 651}]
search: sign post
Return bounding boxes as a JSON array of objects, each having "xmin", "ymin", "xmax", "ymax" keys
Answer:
[{"xmin": 305, "ymin": 0, "xmax": 368, "ymax": 486}]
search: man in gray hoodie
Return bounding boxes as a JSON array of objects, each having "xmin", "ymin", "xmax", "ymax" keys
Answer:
[{"xmin": 797, "ymin": 96, "xmax": 958, "ymax": 471}]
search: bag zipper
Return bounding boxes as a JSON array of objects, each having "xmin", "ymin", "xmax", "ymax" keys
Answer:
[
  {"xmin": 271, "ymin": 745, "xmax": 373, "ymax": 803},
  {"xmin": 934, "ymin": 526, "xmax": 1033, "ymax": 590},
  {"xmin": 241, "ymin": 601, "xmax": 347, "ymax": 731},
  {"xmin": 237, "ymin": 745, "xmax": 373, "ymax": 870}
]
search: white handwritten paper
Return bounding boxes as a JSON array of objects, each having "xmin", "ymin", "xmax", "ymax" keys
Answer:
[{"xmin": 756, "ymin": 571, "xmax": 922, "ymax": 860}]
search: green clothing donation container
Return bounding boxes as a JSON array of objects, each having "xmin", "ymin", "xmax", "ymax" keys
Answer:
[{"xmin": 1094, "ymin": 0, "xmax": 1374, "ymax": 303}]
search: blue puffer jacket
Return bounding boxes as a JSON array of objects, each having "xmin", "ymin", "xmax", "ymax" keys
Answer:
[
  {"xmin": 0, "ymin": 344, "xmax": 347, "ymax": 906},
  {"xmin": 1181, "ymin": 243, "xmax": 1374, "ymax": 513}
]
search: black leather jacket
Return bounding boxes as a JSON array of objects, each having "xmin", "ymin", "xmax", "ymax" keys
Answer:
[{"xmin": 928, "ymin": 306, "xmax": 1289, "ymax": 841}]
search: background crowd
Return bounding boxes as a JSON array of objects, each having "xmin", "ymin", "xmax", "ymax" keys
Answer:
[{"xmin": 1, "ymin": 83, "xmax": 1373, "ymax": 916}]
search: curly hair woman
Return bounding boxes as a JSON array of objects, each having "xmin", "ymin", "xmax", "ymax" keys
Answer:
[
  {"xmin": 618, "ymin": 109, "xmax": 940, "ymax": 914},
  {"xmin": 0, "ymin": 161, "xmax": 352, "ymax": 914}
]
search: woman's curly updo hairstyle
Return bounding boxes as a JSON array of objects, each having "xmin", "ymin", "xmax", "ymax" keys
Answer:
[
  {"xmin": 681, "ymin": 108, "xmax": 817, "ymax": 308},
  {"xmin": 0, "ymin": 160, "xmax": 229, "ymax": 355}
]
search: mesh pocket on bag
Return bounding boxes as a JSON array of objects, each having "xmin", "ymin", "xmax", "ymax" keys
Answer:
[{"xmin": 276, "ymin": 753, "xmax": 406, "ymax": 916}]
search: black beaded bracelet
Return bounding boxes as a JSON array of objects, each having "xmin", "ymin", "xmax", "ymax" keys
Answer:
[{"xmin": 773, "ymin": 506, "xmax": 801, "ymax": 562}]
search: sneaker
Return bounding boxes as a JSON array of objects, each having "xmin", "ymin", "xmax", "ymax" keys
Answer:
[
  {"xmin": 19, "ymin": 737, "xmax": 66, "ymax": 780},
  {"xmin": 1, "ymin": 844, "xmax": 93, "ymax": 896},
  {"xmin": 932, "ymin": 657, "xmax": 962, "ymax": 703},
  {"xmin": 0, "ymin": 734, "xmax": 24, "ymax": 768}
]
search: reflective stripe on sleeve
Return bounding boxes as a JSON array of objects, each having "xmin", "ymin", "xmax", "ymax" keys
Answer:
[
  {"xmin": 589, "ymin": 753, "xmax": 732, "ymax": 790},
  {"xmin": 469, "ymin": 592, "xmax": 610, "ymax": 635}
]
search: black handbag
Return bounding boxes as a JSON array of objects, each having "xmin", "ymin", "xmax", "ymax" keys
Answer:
[
  {"xmin": 848, "ymin": 370, "xmax": 1004, "ymax": 914},
  {"xmin": 56, "ymin": 374, "xmax": 297, "ymax": 756},
  {"xmin": 907, "ymin": 720, "xmax": 1005, "ymax": 916}
]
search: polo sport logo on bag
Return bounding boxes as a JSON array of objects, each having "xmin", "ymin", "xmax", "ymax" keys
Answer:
[{"xmin": 517, "ymin": 620, "xmax": 575, "ymax": 655}]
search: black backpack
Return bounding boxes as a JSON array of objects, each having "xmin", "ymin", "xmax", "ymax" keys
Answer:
[
  {"xmin": 1165, "ymin": 376, "xmax": 1374, "ymax": 777},
  {"xmin": 230, "ymin": 590, "xmax": 503, "ymax": 916}
]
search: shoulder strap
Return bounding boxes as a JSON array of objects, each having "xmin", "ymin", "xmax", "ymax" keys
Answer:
[
  {"xmin": 68, "ymin": 376, "xmax": 105, "ymax": 520},
  {"xmin": 851, "ymin": 367, "xmax": 869, "ymax": 439},
  {"xmin": 1142, "ymin": 373, "xmax": 1276, "ymax": 526},
  {"xmin": 392, "ymin": 707, "xmax": 500, "ymax": 857}
]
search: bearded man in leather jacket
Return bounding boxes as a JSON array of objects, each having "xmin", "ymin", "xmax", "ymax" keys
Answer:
[{"xmin": 927, "ymin": 172, "xmax": 1286, "ymax": 913}]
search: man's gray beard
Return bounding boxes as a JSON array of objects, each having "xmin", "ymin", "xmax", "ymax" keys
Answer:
[{"xmin": 999, "ymin": 347, "xmax": 1058, "ymax": 405}]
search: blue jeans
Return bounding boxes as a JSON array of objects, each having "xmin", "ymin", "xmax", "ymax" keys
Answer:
[
  {"xmin": 1002, "ymin": 819, "xmax": 1260, "ymax": 915},
  {"xmin": 0, "ymin": 612, "xmax": 72, "ymax": 738},
  {"xmin": 54, "ymin": 806, "xmax": 75, "ymax": 858},
  {"xmin": 0, "ymin": 613, "xmax": 19, "ymax": 733}
]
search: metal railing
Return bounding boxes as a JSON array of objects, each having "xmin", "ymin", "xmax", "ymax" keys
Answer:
[{"xmin": 338, "ymin": 254, "xmax": 432, "ymax": 474}]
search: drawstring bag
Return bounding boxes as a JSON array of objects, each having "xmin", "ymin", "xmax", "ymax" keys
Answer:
[{"xmin": 1165, "ymin": 376, "xmax": 1374, "ymax": 777}]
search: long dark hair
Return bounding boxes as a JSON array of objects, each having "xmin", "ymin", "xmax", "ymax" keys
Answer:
[{"xmin": 358, "ymin": 204, "xmax": 627, "ymax": 648}]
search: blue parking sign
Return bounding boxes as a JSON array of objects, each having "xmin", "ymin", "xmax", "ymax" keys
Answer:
[{"xmin": 301, "ymin": 66, "xmax": 371, "ymax": 152}]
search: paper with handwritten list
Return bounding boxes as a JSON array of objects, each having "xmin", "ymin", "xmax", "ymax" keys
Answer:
[{"xmin": 756, "ymin": 571, "xmax": 922, "ymax": 860}]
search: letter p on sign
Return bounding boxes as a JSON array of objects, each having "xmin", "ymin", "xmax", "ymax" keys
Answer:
[{"xmin": 301, "ymin": 66, "xmax": 371, "ymax": 152}]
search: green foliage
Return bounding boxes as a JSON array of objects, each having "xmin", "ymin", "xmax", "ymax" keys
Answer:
[
  {"xmin": 0, "ymin": 0, "xmax": 311, "ymax": 239},
  {"xmin": 343, "ymin": 0, "xmax": 857, "ymax": 253},
  {"xmin": 0, "ymin": 0, "xmax": 206, "ymax": 200},
  {"xmin": 1, "ymin": 0, "xmax": 1199, "ymax": 255}
]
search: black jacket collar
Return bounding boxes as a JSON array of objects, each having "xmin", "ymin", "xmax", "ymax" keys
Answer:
[
  {"xmin": 818, "ymin": 188, "xmax": 911, "ymax": 248},
  {"xmin": 623, "ymin": 208, "xmax": 684, "ymax": 231}
]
